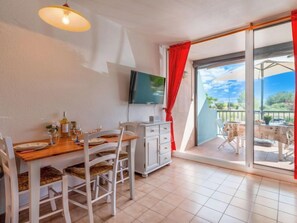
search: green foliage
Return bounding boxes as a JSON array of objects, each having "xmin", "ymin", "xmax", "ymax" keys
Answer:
[
  {"xmin": 237, "ymin": 91, "xmax": 245, "ymax": 109},
  {"xmin": 265, "ymin": 91, "xmax": 294, "ymax": 111},
  {"xmin": 206, "ymin": 93, "xmax": 218, "ymax": 109},
  {"xmin": 215, "ymin": 102, "xmax": 226, "ymax": 110}
]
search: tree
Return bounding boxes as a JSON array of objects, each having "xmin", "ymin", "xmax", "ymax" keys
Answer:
[
  {"xmin": 215, "ymin": 102, "xmax": 226, "ymax": 110},
  {"xmin": 265, "ymin": 91, "xmax": 294, "ymax": 111},
  {"xmin": 237, "ymin": 91, "xmax": 245, "ymax": 109},
  {"xmin": 206, "ymin": 93, "xmax": 218, "ymax": 109}
]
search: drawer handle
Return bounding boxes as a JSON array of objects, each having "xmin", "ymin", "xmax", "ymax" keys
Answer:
[
  {"xmin": 164, "ymin": 147, "xmax": 167, "ymax": 149},
  {"xmin": 164, "ymin": 137, "xmax": 167, "ymax": 140},
  {"xmin": 163, "ymin": 128, "xmax": 167, "ymax": 130},
  {"xmin": 164, "ymin": 157, "xmax": 168, "ymax": 160},
  {"xmin": 150, "ymin": 130, "xmax": 154, "ymax": 132}
]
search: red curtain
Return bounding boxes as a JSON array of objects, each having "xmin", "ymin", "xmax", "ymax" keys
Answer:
[
  {"xmin": 292, "ymin": 10, "xmax": 297, "ymax": 179},
  {"xmin": 166, "ymin": 42, "xmax": 191, "ymax": 151}
]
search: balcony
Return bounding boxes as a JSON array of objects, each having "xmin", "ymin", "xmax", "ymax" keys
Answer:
[{"xmin": 190, "ymin": 109, "xmax": 294, "ymax": 170}]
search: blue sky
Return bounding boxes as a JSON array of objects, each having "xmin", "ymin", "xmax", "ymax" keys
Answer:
[{"xmin": 200, "ymin": 67, "xmax": 295, "ymax": 103}]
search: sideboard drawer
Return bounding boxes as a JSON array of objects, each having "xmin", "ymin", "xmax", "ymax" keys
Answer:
[
  {"xmin": 160, "ymin": 123, "xmax": 170, "ymax": 134},
  {"xmin": 160, "ymin": 143, "xmax": 170, "ymax": 154},
  {"xmin": 160, "ymin": 152, "xmax": 171, "ymax": 165},
  {"xmin": 145, "ymin": 126, "xmax": 159, "ymax": 137},
  {"xmin": 160, "ymin": 133, "xmax": 170, "ymax": 144}
]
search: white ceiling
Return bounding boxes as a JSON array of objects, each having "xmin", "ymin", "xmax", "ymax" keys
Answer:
[{"xmin": 75, "ymin": 0, "xmax": 296, "ymax": 46}]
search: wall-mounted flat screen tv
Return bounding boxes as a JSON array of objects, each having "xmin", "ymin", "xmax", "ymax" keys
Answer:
[{"xmin": 128, "ymin": 70, "xmax": 166, "ymax": 104}]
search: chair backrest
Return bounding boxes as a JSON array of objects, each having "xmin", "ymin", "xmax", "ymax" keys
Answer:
[
  {"xmin": 83, "ymin": 128, "xmax": 124, "ymax": 181},
  {"xmin": 119, "ymin": 122, "xmax": 138, "ymax": 133},
  {"xmin": 0, "ymin": 135, "xmax": 18, "ymax": 192}
]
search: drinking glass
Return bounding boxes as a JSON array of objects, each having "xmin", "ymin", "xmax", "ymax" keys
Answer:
[{"xmin": 73, "ymin": 125, "xmax": 82, "ymax": 143}]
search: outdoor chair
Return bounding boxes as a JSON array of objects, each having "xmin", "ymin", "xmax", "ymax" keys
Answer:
[{"xmin": 216, "ymin": 119, "xmax": 236, "ymax": 151}]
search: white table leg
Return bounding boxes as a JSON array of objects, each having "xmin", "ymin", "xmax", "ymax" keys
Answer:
[
  {"xmin": 278, "ymin": 142, "xmax": 283, "ymax": 161},
  {"xmin": 28, "ymin": 160, "xmax": 41, "ymax": 223},
  {"xmin": 236, "ymin": 136, "xmax": 239, "ymax": 154},
  {"xmin": 128, "ymin": 139, "xmax": 136, "ymax": 199}
]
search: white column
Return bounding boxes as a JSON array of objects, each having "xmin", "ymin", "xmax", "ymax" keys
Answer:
[{"xmin": 245, "ymin": 28, "xmax": 254, "ymax": 168}]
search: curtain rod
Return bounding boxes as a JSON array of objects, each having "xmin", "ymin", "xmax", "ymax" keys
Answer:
[{"xmin": 190, "ymin": 15, "xmax": 291, "ymax": 46}]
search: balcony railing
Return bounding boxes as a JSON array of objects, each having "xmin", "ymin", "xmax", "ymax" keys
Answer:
[{"xmin": 217, "ymin": 110, "xmax": 294, "ymax": 123}]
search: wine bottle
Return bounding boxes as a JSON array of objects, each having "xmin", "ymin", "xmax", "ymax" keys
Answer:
[{"xmin": 60, "ymin": 111, "xmax": 70, "ymax": 138}]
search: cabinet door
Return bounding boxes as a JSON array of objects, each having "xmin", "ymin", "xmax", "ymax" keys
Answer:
[{"xmin": 145, "ymin": 136, "xmax": 159, "ymax": 171}]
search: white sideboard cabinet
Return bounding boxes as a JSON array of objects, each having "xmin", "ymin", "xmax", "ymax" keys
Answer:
[{"xmin": 133, "ymin": 122, "xmax": 172, "ymax": 177}]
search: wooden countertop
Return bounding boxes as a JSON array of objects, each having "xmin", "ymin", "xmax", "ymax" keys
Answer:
[{"xmin": 15, "ymin": 134, "xmax": 137, "ymax": 162}]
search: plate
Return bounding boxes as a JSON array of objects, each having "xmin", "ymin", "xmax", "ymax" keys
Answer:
[
  {"xmin": 79, "ymin": 138, "xmax": 106, "ymax": 145},
  {"xmin": 14, "ymin": 142, "xmax": 49, "ymax": 152}
]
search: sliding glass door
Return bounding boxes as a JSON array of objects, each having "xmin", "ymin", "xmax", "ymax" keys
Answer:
[
  {"xmin": 253, "ymin": 22, "xmax": 295, "ymax": 171},
  {"xmin": 194, "ymin": 32, "xmax": 246, "ymax": 165}
]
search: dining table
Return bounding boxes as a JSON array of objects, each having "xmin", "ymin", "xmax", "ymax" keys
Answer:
[
  {"xmin": 224, "ymin": 121, "xmax": 294, "ymax": 160},
  {"xmin": 15, "ymin": 133, "xmax": 138, "ymax": 223}
]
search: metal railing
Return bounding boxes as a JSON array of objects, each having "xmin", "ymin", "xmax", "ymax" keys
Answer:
[{"xmin": 217, "ymin": 110, "xmax": 294, "ymax": 123}]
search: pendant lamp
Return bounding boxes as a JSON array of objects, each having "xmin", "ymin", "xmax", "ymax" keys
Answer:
[{"xmin": 39, "ymin": 1, "xmax": 91, "ymax": 32}]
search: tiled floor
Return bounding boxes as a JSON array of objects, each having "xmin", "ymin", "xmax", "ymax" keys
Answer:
[
  {"xmin": 186, "ymin": 137, "xmax": 294, "ymax": 170},
  {"xmin": 18, "ymin": 157, "xmax": 297, "ymax": 223}
]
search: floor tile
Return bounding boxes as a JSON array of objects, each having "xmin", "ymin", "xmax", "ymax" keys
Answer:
[
  {"xmin": 279, "ymin": 194, "xmax": 297, "ymax": 206},
  {"xmin": 278, "ymin": 202, "xmax": 297, "ymax": 216},
  {"xmin": 204, "ymin": 198, "xmax": 228, "ymax": 213},
  {"xmin": 252, "ymin": 204, "xmax": 277, "ymax": 220},
  {"xmin": 162, "ymin": 193, "xmax": 185, "ymax": 206},
  {"xmin": 219, "ymin": 215, "xmax": 244, "ymax": 223},
  {"xmin": 211, "ymin": 191, "xmax": 233, "ymax": 203},
  {"xmin": 197, "ymin": 206, "xmax": 223, "ymax": 223},
  {"xmin": 202, "ymin": 181, "xmax": 221, "ymax": 190},
  {"xmin": 178, "ymin": 199, "xmax": 203, "ymax": 215},
  {"xmin": 255, "ymin": 196, "xmax": 278, "ymax": 209},
  {"xmin": 123, "ymin": 202, "xmax": 148, "ymax": 218},
  {"xmin": 151, "ymin": 200, "xmax": 176, "ymax": 216},
  {"xmin": 196, "ymin": 186, "xmax": 215, "ymax": 197},
  {"xmin": 149, "ymin": 188, "xmax": 169, "ymax": 200},
  {"xmin": 190, "ymin": 216, "xmax": 211, "ymax": 223},
  {"xmin": 105, "ymin": 211, "xmax": 135, "ymax": 223},
  {"xmin": 234, "ymin": 190, "xmax": 256, "ymax": 201},
  {"xmin": 248, "ymin": 213, "xmax": 276, "ymax": 223},
  {"xmin": 137, "ymin": 194, "xmax": 160, "ymax": 209},
  {"xmin": 257, "ymin": 189, "xmax": 279, "ymax": 201},
  {"xmin": 166, "ymin": 208, "xmax": 195, "ymax": 223},
  {"xmin": 217, "ymin": 185, "xmax": 237, "ymax": 196},
  {"xmin": 137, "ymin": 183, "xmax": 157, "ymax": 193},
  {"xmin": 230, "ymin": 197, "xmax": 253, "ymax": 211},
  {"xmin": 225, "ymin": 205, "xmax": 249, "ymax": 222},
  {"xmin": 137, "ymin": 210, "xmax": 164, "ymax": 223},
  {"xmin": 278, "ymin": 211, "xmax": 297, "ymax": 223},
  {"xmin": 188, "ymin": 192, "xmax": 209, "ymax": 205}
]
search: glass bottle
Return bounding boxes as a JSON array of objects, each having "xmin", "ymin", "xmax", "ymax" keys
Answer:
[{"xmin": 60, "ymin": 112, "xmax": 70, "ymax": 138}]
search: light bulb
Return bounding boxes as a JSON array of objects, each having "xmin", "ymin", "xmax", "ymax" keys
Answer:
[{"xmin": 62, "ymin": 14, "xmax": 70, "ymax": 25}]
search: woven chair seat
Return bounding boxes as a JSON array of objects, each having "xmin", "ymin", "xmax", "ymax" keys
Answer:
[
  {"xmin": 18, "ymin": 166, "xmax": 62, "ymax": 192},
  {"xmin": 98, "ymin": 151, "xmax": 128, "ymax": 160},
  {"xmin": 65, "ymin": 161, "xmax": 113, "ymax": 180}
]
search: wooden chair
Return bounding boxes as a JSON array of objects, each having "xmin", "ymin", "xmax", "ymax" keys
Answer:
[
  {"xmin": 0, "ymin": 135, "xmax": 71, "ymax": 223},
  {"xmin": 96, "ymin": 122, "xmax": 137, "ymax": 185},
  {"xmin": 116, "ymin": 122, "xmax": 137, "ymax": 183},
  {"xmin": 64, "ymin": 129, "xmax": 124, "ymax": 223}
]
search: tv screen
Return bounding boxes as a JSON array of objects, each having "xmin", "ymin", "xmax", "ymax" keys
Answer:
[{"xmin": 129, "ymin": 70, "xmax": 165, "ymax": 104}]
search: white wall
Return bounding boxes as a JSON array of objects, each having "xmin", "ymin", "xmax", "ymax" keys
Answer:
[
  {"xmin": 0, "ymin": 0, "xmax": 162, "ymax": 214},
  {"xmin": 172, "ymin": 60, "xmax": 196, "ymax": 152},
  {"xmin": 0, "ymin": 0, "xmax": 162, "ymax": 142}
]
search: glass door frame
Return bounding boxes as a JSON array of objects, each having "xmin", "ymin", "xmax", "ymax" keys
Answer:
[{"xmin": 194, "ymin": 26, "xmax": 294, "ymax": 176}]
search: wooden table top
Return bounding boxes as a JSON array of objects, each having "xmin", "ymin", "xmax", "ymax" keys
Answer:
[{"xmin": 15, "ymin": 134, "xmax": 138, "ymax": 162}]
